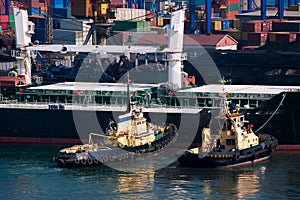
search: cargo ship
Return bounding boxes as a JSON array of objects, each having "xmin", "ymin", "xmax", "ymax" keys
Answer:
[{"xmin": 1, "ymin": 3, "xmax": 300, "ymax": 151}]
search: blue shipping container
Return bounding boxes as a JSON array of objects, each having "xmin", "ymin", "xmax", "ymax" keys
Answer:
[
  {"xmin": 222, "ymin": 20, "xmax": 230, "ymax": 30},
  {"xmin": 52, "ymin": 8, "xmax": 69, "ymax": 18},
  {"xmin": 32, "ymin": 28, "xmax": 46, "ymax": 43},
  {"xmin": 28, "ymin": 8, "xmax": 40, "ymax": 16},
  {"xmin": 214, "ymin": 13, "xmax": 220, "ymax": 17}
]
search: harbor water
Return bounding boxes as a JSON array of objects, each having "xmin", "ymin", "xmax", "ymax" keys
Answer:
[{"xmin": 0, "ymin": 144, "xmax": 300, "ymax": 199}]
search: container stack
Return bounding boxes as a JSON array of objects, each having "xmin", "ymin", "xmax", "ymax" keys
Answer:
[
  {"xmin": 0, "ymin": 1, "xmax": 13, "ymax": 31},
  {"xmin": 219, "ymin": 0, "xmax": 239, "ymax": 19},
  {"xmin": 53, "ymin": 18, "xmax": 93, "ymax": 45}
]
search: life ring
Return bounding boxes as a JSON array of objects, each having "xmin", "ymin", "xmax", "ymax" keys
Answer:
[
  {"xmin": 74, "ymin": 159, "xmax": 80, "ymax": 164},
  {"xmin": 81, "ymin": 159, "xmax": 87, "ymax": 165},
  {"xmin": 87, "ymin": 159, "xmax": 93, "ymax": 165}
]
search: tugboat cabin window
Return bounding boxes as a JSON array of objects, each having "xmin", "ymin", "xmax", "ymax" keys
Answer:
[{"xmin": 226, "ymin": 139, "xmax": 235, "ymax": 145}]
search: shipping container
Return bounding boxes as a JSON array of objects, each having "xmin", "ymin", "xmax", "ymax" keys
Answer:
[
  {"xmin": 53, "ymin": 29, "xmax": 84, "ymax": 45},
  {"xmin": 0, "ymin": 15, "xmax": 9, "ymax": 23},
  {"xmin": 288, "ymin": 5, "xmax": 300, "ymax": 11},
  {"xmin": 211, "ymin": 20, "xmax": 222, "ymax": 31},
  {"xmin": 285, "ymin": 21, "xmax": 300, "ymax": 32},
  {"xmin": 242, "ymin": 31, "xmax": 248, "ymax": 40},
  {"xmin": 275, "ymin": 32, "xmax": 297, "ymax": 43},
  {"xmin": 0, "ymin": 23, "xmax": 8, "ymax": 30},
  {"xmin": 272, "ymin": 21, "xmax": 287, "ymax": 31},
  {"xmin": 113, "ymin": 20, "xmax": 150, "ymax": 32},
  {"xmin": 115, "ymin": 8, "xmax": 146, "ymax": 21},
  {"xmin": 70, "ymin": 0, "xmax": 93, "ymax": 18},
  {"xmin": 52, "ymin": 8, "xmax": 70, "ymax": 18},
  {"xmin": 28, "ymin": 7, "xmax": 40, "ymax": 16},
  {"xmin": 229, "ymin": 18, "xmax": 240, "ymax": 29},
  {"xmin": 242, "ymin": 21, "xmax": 261, "ymax": 32},
  {"xmin": 59, "ymin": 18, "xmax": 92, "ymax": 31},
  {"xmin": 227, "ymin": 0, "xmax": 239, "ymax": 4},
  {"xmin": 9, "ymin": 14, "xmax": 14, "ymax": 22},
  {"xmin": 221, "ymin": 20, "xmax": 230, "ymax": 30},
  {"xmin": 227, "ymin": 4, "xmax": 239, "ymax": 11},
  {"xmin": 247, "ymin": 41, "xmax": 266, "ymax": 46},
  {"xmin": 247, "ymin": 32, "xmax": 268, "ymax": 42},
  {"xmin": 268, "ymin": 32, "xmax": 297, "ymax": 43},
  {"xmin": 32, "ymin": 28, "xmax": 47, "ymax": 43},
  {"xmin": 227, "ymin": 29, "xmax": 241, "ymax": 40}
]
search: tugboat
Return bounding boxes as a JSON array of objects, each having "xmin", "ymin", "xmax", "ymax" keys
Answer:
[
  {"xmin": 177, "ymin": 102, "xmax": 278, "ymax": 168},
  {"xmin": 52, "ymin": 101, "xmax": 178, "ymax": 168}
]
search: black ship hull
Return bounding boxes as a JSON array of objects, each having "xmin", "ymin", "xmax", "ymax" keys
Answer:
[{"xmin": 0, "ymin": 92, "xmax": 300, "ymax": 150}]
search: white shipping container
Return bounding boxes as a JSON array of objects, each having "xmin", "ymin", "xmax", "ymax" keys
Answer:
[{"xmin": 116, "ymin": 8, "xmax": 146, "ymax": 21}]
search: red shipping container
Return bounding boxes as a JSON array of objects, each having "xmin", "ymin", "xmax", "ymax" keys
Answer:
[
  {"xmin": 276, "ymin": 33, "xmax": 297, "ymax": 43},
  {"xmin": 150, "ymin": 18, "xmax": 157, "ymax": 26},
  {"xmin": 0, "ymin": 23, "xmax": 8, "ymax": 30},
  {"xmin": 248, "ymin": 32, "xmax": 268, "ymax": 42},
  {"xmin": 27, "ymin": 1, "xmax": 40, "ymax": 8},
  {"xmin": 227, "ymin": 0, "xmax": 239, "ymax": 4},
  {"xmin": 110, "ymin": 0, "xmax": 124, "ymax": 4},
  {"xmin": 221, "ymin": 10, "xmax": 239, "ymax": 19},
  {"xmin": 242, "ymin": 21, "xmax": 261, "ymax": 32},
  {"xmin": 0, "ymin": 15, "xmax": 9, "ymax": 23}
]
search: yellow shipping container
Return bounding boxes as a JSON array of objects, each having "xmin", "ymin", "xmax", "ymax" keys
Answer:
[
  {"xmin": 157, "ymin": 18, "xmax": 163, "ymax": 27},
  {"xmin": 242, "ymin": 32, "xmax": 248, "ymax": 40},
  {"xmin": 211, "ymin": 21, "xmax": 222, "ymax": 31}
]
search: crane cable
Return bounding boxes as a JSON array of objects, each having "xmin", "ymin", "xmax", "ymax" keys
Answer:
[{"xmin": 255, "ymin": 93, "xmax": 287, "ymax": 133}]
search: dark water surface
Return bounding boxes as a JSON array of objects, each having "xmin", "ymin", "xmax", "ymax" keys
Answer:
[{"xmin": 0, "ymin": 145, "xmax": 299, "ymax": 200}]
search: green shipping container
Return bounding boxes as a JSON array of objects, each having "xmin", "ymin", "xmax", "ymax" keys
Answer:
[
  {"xmin": 227, "ymin": 3, "xmax": 239, "ymax": 11},
  {"xmin": 114, "ymin": 20, "xmax": 151, "ymax": 32},
  {"xmin": 10, "ymin": 22, "xmax": 15, "ymax": 29},
  {"xmin": 9, "ymin": 14, "xmax": 14, "ymax": 22},
  {"xmin": 113, "ymin": 20, "xmax": 137, "ymax": 31}
]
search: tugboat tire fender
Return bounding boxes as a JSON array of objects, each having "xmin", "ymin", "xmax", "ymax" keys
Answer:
[
  {"xmin": 87, "ymin": 159, "xmax": 93, "ymax": 165},
  {"xmin": 81, "ymin": 159, "xmax": 87, "ymax": 165},
  {"xmin": 103, "ymin": 156, "xmax": 108, "ymax": 162},
  {"xmin": 57, "ymin": 159, "xmax": 65, "ymax": 167},
  {"xmin": 75, "ymin": 159, "xmax": 80, "ymax": 164},
  {"xmin": 271, "ymin": 143, "xmax": 276, "ymax": 151},
  {"xmin": 234, "ymin": 153, "xmax": 240, "ymax": 162},
  {"xmin": 93, "ymin": 158, "xmax": 99, "ymax": 164}
]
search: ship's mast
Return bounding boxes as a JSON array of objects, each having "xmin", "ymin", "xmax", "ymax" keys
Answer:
[{"xmin": 167, "ymin": 8, "xmax": 186, "ymax": 89}]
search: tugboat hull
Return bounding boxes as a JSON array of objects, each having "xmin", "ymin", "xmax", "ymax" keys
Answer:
[
  {"xmin": 178, "ymin": 134, "xmax": 278, "ymax": 168},
  {"xmin": 52, "ymin": 124, "xmax": 178, "ymax": 168}
]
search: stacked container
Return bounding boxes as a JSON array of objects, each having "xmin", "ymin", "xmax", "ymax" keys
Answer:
[{"xmin": 220, "ymin": 0, "xmax": 239, "ymax": 19}]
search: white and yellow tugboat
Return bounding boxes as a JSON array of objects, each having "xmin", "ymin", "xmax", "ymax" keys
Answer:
[
  {"xmin": 52, "ymin": 102, "xmax": 177, "ymax": 168},
  {"xmin": 178, "ymin": 103, "xmax": 278, "ymax": 168}
]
